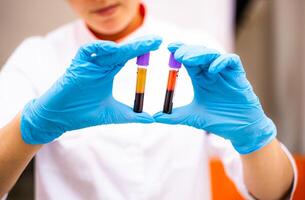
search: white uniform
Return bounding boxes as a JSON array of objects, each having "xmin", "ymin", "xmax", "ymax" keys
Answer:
[{"xmin": 0, "ymin": 11, "xmax": 297, "ymax": 200}]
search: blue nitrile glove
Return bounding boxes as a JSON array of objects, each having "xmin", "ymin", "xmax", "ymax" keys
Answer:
[
  {"xmin": 21, "ymin": 35, "xmax": 162, "ymax": 144},
  {"xmin": 154, "ymin": 43, "xmax": 276, "ymax": 154}
]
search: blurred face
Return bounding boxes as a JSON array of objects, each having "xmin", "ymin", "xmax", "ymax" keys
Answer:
[{"xmin": 68, "ymin": 0, "xmax": 141, "ymax": 35}]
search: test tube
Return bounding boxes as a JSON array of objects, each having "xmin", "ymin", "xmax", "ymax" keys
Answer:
[
  {"xmin": 163, "ymin": 52, "xmax": 182, "ymax": 114},
  {"xmin": 133, "ymin": 53, "xmax": 150, "ymax": 113}
]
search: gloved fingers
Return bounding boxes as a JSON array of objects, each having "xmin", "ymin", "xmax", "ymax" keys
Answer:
[
  {"xmin": 168, "ymin": 45, "xmax": 219, "ymax": 80},
  {"xmin": 167, "ymin": 42, "xmax": 185, "ymax": 53},
  {"xmin": 168, "ymin": 43, "xmax": 203, "ymax": 78},
  {"xmin": 153, "ymin": 105, "xmax": 193, "ymax": 126},
  {"xmin": 130, "ymin": 111, "xmax": 155, "ymax": 124},
  {"xmin": 119, "ymin": 35, "xmax": 162, "ymax": 62},
  {"xmin": 208, "ymin": 54, "xmax": 250, "ymax": 89},
  {"xmin": 112, "ymin": 101, "xmax": 155, "ymax": 124},
  {"xmin": 174, "ymin": 45, "xmax": 220, "ymax": 67},
  {"xmin": 76, "ymin": 41, "xmax": 119, "ymax": 60},
  {"xmin": 120, "ymin": 111, "xmax": 155, "ymax": 124},
  {"xmin": 208, "ymin": 54, "xmax": 245, "ymax": 74},
  {"xmin": 105, "ymin": 35, "xmax": 162, "ymax": 77}
]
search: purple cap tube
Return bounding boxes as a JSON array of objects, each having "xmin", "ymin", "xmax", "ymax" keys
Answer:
[
  {"xmin": 136, "ymin": 53, "xmax": 150, "ymax": 66},
  {"xmin": 168, "ymin": 52, "xmax": 182, "ymax": 69}
]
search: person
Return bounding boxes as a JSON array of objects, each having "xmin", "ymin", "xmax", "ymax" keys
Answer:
[{"xmin": 0, "ymin": 0, "xmax": 296, "ymax": 199}]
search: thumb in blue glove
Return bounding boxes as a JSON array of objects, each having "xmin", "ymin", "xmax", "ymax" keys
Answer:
[
  {"xmin": 154, "ymin": 42, "xmax": 276, "ymax": 154},
  {"xmin": 21, "ymin": 35, "xmax": 162, "ymax": 144}
]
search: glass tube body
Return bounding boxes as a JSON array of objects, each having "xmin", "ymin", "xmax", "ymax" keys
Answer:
[
  {"xmin": 163, "ymin": 68, "xmax": 179, "ymax": 114},
  {"xmin": 133, "ymin": 66, "xmax": 147, "ymax": 113}
]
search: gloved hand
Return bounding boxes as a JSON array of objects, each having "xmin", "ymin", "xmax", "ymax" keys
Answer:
[
  {"xmin": 154, "ymin": 43, "xmax": 276, "ymax": 154},
  {"xmin": 21, "ymin": 35, "xmax": 162, "ymax": 144}
]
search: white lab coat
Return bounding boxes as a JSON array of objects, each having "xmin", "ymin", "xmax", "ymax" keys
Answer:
[{"xmin": 0, "ymin": 11, "xmax": 297, "ymax": 200}]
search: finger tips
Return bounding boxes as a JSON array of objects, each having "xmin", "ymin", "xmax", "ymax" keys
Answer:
[
  {"xmin": 87, "ymin": 41, "xmax": 119, "ymax": 56},
  {"xmin": 98, "ymin": 41, "xmax": 119, "ymax": 53},
  {"xmin": 137, "ymin": 116, "xmax": 155, "ymax": 124},
  {"xmin": 142, "ymin": 35, "xmax": 163, "ymax": 51},
  {"xmin": 126, "ymin": 35, "xmax": 163, "ymax": 50},
  {"xmin": 152, "ymin": 112, "xmax": 173, "ymax": 124},
  {"xmin": 154, "ymin": 116, "xmax": 170, "ymax": 124},
  {"xmin": 123, "ymin": 108, "xmax": 154, "ymax": 123},
  {"xmin": 230, "ymin": 53, "xmax": 243, "ymax": 67},
  {"xmin": 153, "ymin": 107, "xmax": 189, "ymax": 125},
  {"xmin": 119, "ymin": 35, "xmax": 163, "ymax": 60},
  {"xmin": 137, "ymin": 112, "xmax": 155, "ymax": 122},
  {"xmin": 152, "ymin": 111, "xmax": 163, "ymax": 118},
  {"xmin": 175, "ymin": 46, "xmax": 220, "ymax": 66},
  {"xmin": 168, "ymin": 42, "xmax": 184, "ymax": 52},
  {"xmin": 174, "ymin": 46, "xmax": 188, "ymax": 63},
  {"xmin": 209, "ymin": 55, "xmax": 227, "ymax": 73},
  {"xmin": 144, "ymin": 35, "xmax": 163, "ymax": 44},
  {"xmin": 209, "ymin": 53, "xmax": 244, "ymax": 73}
]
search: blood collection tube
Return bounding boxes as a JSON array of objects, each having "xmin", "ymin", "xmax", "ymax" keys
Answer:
[
  {"xmin": 163, "ymin": 52, "xmax": 182, "ymax": 114},
  {"xmin": 133, "ymin": 53, "xmax": 150, "ymax": 113}
]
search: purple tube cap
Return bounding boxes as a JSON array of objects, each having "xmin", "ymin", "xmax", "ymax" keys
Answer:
[
  {"xmin": 137, "ymin": 53, "xmax": 150, "ymax": 66},
  {"xmin": 169, "ymin": 52, "xmax": 181, "ymax": 69}
]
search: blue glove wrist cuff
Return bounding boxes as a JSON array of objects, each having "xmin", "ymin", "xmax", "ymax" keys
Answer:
[
  {"xmin": 21, "ymin": 100, "xmax": 63, "ymax": 144},
  {"xmin": 231, "ymin": 116, "xmax": 277, "ymax": 154}
]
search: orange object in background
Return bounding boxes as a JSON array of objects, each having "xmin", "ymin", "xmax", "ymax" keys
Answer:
[
  {"xmin": 209, "ymin": 156, "xmax": 305, "ymax": 200},
  {"xmin": 293, "ymin": 155, "xmax": 305, "ymax": 200},
  {"xmin": 210, "ymin": 158, "xmax": 244, "ymax": 200}
]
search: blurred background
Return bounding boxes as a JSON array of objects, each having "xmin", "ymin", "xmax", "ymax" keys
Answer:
[{"xmin": 0, "ymin": 0, "xmax": 304, "ymax": 199}]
